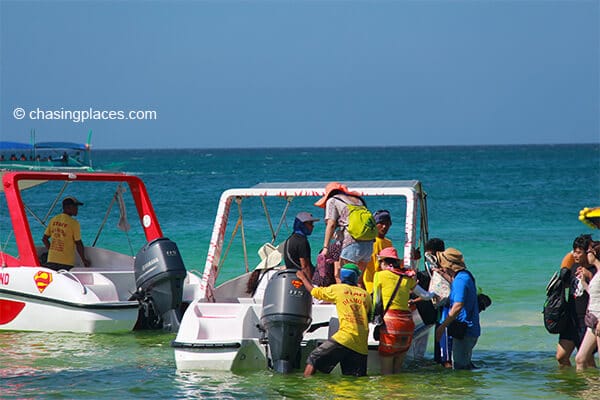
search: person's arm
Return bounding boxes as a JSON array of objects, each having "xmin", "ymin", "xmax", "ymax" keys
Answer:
[
  {"xmin": 321, "ymin": 219, "xmax": 337, "ymax": 255},
  {"xmin": 76, "ymin": 240, "xmax": 90, "ymax": 267},
  {"xmin": 42, "ymin": 234, "xmax": 50, "ymax": 250},
  {"xmin": 413, "ymin": 284, "xmax": 436, "ymax": 301},
  {"xmin": 435, "ymin": 301, "xmax": 464, "ymax": 342},
  {"xmin": 296, "ymin": 270, "xmax": 314, "ymax": 293},
  {"xmin": 299, "ymin": 257, "xmax": 313, "ymax": 281}
]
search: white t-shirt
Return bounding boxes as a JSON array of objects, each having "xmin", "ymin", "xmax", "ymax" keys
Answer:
[
  {"xmin": 325, "ymin": 194, "xmax": 365, "ymax": 247},
  {"xmin": 587, "ymin": 271, "xmax": 600, "ymax": 317}
]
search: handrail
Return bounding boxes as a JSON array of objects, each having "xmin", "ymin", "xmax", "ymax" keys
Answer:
[{"xmin": 58, "ymin": 270, "xmax": 88, "ymax": 295}]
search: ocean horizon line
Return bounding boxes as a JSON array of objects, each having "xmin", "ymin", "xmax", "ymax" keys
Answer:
[{"xmin": 92, "ymin": 142, "xmax": 598, "ymax": 152}]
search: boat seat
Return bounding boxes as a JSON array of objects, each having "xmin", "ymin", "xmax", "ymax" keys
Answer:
[
  {"xmin": 86, "ymin": 283, "xmax": 119, "ymax": 302},
  {"xmin": 69, "ymin": 271, "xmax": 120, "ymax": 302}
]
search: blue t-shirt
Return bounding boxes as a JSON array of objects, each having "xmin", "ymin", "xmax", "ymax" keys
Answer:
[{"xmin": 449, "ymin": 270, "xmax": 481, "ymax": 338}]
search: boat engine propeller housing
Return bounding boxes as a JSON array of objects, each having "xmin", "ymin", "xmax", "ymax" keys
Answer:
[
  {"xmin": 260, "ymin": 269, "xmax": 312, "ymax": 373},
  {"xmin": 132, "ymin": 237, "xmax": 187, "ymax": 332}
]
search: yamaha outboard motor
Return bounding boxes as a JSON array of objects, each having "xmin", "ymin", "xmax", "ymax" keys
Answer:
[
  {"xmin": 133, "ymin": 237, "xmax": 186, "ymax": 332},
  {"xmin": 260, "ymin": 269, "xmax": 312, "ymax": 373}
]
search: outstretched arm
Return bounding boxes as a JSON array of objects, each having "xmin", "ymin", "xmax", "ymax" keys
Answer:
[{"xmin": 296, "ymin": 270, "xmax": 314, "ymax": 293}]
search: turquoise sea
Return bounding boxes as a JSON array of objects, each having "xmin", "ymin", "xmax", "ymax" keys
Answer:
[{"xmin": 1, "ymin": 144, "xmax": 599, "ymax": 399}]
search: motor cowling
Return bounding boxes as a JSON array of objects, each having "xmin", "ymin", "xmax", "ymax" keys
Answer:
[
  {"xmin": 133, "ymin": 237, "xmax": 186, "ymax": 332},
  {"xmin": 260, "ymin": 269, "xmax": 312, "ymax": 373}
]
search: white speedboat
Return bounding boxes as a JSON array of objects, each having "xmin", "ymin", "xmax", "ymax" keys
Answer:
[
  {"xmin": 0, "ymin": 171, "xmax": 201, "ymax": 333},
  {"xmin": 173, "ymin": 181, "xmax": 433, "ymax": 374}
]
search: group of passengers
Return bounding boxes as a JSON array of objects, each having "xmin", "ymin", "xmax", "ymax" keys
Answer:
[
  {"xmin": 555, "ymin": 234, "xmax": 600, "ymax": 371},
  {"xmin": 282, "ymin": 182, "xmax": 482, "ymax": 376}
]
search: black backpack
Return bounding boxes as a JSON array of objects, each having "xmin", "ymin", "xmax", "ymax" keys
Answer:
[{"xmin": 543, "ymin": 269, "xmax": 570, "ymax": 334}]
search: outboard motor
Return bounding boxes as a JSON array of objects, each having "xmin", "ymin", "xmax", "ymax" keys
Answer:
[
  {"xmin": 260, "ymin": 269, "xmax": 312, "ymax": 373},
  {"xmin": 132, "ymin": 237, "xmax": 186, "ymax": 332}
]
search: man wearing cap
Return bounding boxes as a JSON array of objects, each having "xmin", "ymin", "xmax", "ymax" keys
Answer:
[
  {"xmin": 296, "ymin": 263, "xmax": 371, "ymax": 377},
  {"xmin": 282, "ymin": 212, "xmax": 320, "ymax": 280},
  {"xmin": 434, "ymin": 248, "xmax": 480, "ymax": 370},
  {"xmin": 42, "ymin": 196, "xmax": 90, "ymax": 271},
  {"xmin": 363, "ymin": 209, "xmax": 394, "ymax": 293}
]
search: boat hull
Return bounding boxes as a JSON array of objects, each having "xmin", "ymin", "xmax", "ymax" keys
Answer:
[{"xmin": 173, "ymin": 300, "xmax": 431, "ymax": 374}]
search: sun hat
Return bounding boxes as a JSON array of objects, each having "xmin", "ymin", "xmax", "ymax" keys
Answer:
[
  {"xmin": 373, "ymin": 210, "xmax": 392, "ymax": 224},
  {"xmin": 340, "ymin": 263, "xmax": 361, "ymax": 285},
  {"xmin": 295, "ymin": 212, "xmax": 320, "ymax": 223},
  {"xmin": 314, "ymin": 182, "xmax": 360, "ymax": 208},
  {"xmin": 377, "ymin": 247, "xmax": 401, "ymax": 260},
  {"xmin": 436, "ymin": 248, "xmax": 466, "ymax": 272},
  {"xmin": 63, "ymin": 196, "xmax": 83, "ymax": 206},
  {"xmin": 255, "ymin": 243, "xmax": 283, "ymax": 270}
]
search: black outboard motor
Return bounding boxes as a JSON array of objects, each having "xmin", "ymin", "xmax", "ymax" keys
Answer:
[
  {"xmin": 132, "ymin": 237, "xmax": 186, "ymax": 332},
  {"xmin": 260, "ymin": 269, "xmax": 312, "ymax": 373}
]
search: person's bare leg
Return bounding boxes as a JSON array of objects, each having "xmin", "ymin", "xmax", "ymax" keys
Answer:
[
  {"xmin": 393, "ymin": 353, "xmax": 407, "ymax": 374},
  {"xmin": 303, "ymin": 363, "xmax": 316, "ymax": 377},
  {"xmin": 575, "ymin": 331, "xmax": 596, "ymax": 371},
  {"xmin": 556, "ymin": 339, "xmax": 575, "ymax": 367},
  {"xmin": 380, "ymin": 355, "xmax": 394, "ymax": 375}
]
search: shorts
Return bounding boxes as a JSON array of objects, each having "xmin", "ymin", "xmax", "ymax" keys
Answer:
[
  {"xmin": 45, "ymin": 262, "xmax": 74, "ymax": 271},
  {"xmin": 306, "ymin": 339, "xmax": 367, "ymax": 376},
  {"xmin": 378, "ymin": 310, "xmax": 415, "ymax": 356},
  {"xmin": 559, "ymin": 316, "xmax": 586, "ymax": 348},
  {"xmin": 340, "ymin": 241, "xmax": 373, "ymax": 264}
]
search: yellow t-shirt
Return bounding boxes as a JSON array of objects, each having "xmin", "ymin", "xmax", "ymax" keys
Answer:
[
  {"xmin": 363, "ymin": 236, "xmax": 393, "ymax": 294},
  {"xmin": 44, "ymin": 213, "xmax": 82, "ymax": 266},
  {"xmin": 372, "ymin": 269, "xmax": 416, "ymax": 312},
  {"xmin": 311, "ymin": 284, "xmax": 372, "ymax": 355}
]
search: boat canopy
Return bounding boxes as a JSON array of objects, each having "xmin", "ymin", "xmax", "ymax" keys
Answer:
[
  {"xmin": 0, "ymin": 142, "xmax": 33, "ymax": 150},
  {"xmin": 200, "ymin": 180, "xmax": 428, "ymax": 302},
  {"xmin": 0, "ymin": 141, "xmax": 88, "ymax": 150}
]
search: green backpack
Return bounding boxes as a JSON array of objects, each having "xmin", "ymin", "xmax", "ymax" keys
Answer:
[{"xmin": 334, "ymin": 196, "xmax": 377, "ymax": 241}]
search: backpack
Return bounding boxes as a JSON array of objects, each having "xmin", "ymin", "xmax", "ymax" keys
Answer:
[
  {"xmin": 543, "ymin": 269, "xmax": 569, "ymax": 334},
  {"xmin": 334, "ymin": 196, "xmax": 377, "ymax": 241}
]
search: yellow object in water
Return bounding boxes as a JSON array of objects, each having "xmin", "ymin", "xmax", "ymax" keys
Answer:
[{"xmin": 579, "ymin": 207, "xmax": 600, "ymax": 229}]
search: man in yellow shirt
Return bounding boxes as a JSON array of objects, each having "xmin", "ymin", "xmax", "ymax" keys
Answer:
[
  {"xmin": 363, "ymin": 210, "xmax": 393, "ymax": 293},
  {"xmin": 42, "ymin": 196, "xmax": 90, "ymax": 271},
  {"xmin": 296, "ymin": 263, "xmax": 371, "ymax": 376}
]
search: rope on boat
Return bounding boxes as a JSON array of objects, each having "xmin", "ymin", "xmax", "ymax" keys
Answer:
[
  {"xmin": 261, "ymin": 196, "xmax": 294, "ymax": 244},
  {"xmin": 21, "ymin": 180, "xmax": 70, "ymax": 231},
  {"xmin": 217, "ymin": 216, "xmax": 242, "ymax": 276},
  {"xmin": 42, "ymin": 181, "xmax": 70, "ymax": 224},
  {"xmin": 260, "ymin": 197, "xmax": 276, "ymax": 242},
  {"xmin": 92, "ymin": 184, "xmax": 133, "ymax": 255},
  {"xmin": 237, "ymin": 197, "xmax": 250, "ymax": 273},
  {"xmin": 273, "ymin": 196, "xmax": 293, "ymax": 244}
]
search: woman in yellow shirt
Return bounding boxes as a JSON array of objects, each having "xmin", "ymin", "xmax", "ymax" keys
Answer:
[{"xmin": 373, "ymin": 247, "xmax": 434, "ymax": 374}]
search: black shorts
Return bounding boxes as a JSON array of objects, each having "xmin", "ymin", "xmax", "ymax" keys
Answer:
[
  {"xmin": 45, "ymin": 262, "xmax": 73, "ymax": 271},
  {"xmin": 306, "ymin": 339, "xmax": 367, "ymax": 376}
]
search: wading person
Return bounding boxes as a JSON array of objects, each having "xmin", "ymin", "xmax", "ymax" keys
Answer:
[{"xmin": 296, "ymin": 263, "xmax": 371, "ymax": 377}]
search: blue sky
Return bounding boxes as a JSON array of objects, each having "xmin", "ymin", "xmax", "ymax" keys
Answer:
[{"xmin": 1, "ymin": 1, "xmax": 598, "ymax": 149}]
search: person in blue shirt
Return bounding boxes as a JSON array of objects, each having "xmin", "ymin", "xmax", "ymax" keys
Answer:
[{"xmin": 434, "ymin": 248, "xmax": 480, "ymax": 370}]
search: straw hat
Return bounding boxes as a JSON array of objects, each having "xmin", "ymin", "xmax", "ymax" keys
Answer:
[
  {"xmin": 255, "ymin": 243, "xmax": 282, "ymax": 270},
  {"xmin": 436, "ymin": 248, "xmax": 466, "ymax": 272}
]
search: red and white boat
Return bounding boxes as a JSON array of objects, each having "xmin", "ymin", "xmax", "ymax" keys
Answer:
[
  {"xmin": 0, "ymin": 171, "xmax": 201, "ymax": 333},
  {"xmin": 173, "ymin": 181, "xmax": 434, "ymax": 373}
]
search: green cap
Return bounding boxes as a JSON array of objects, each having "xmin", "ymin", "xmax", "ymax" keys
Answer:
[{"xmin": 341, "ymin": 263, "xmax": 361, "ymax": 275}]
